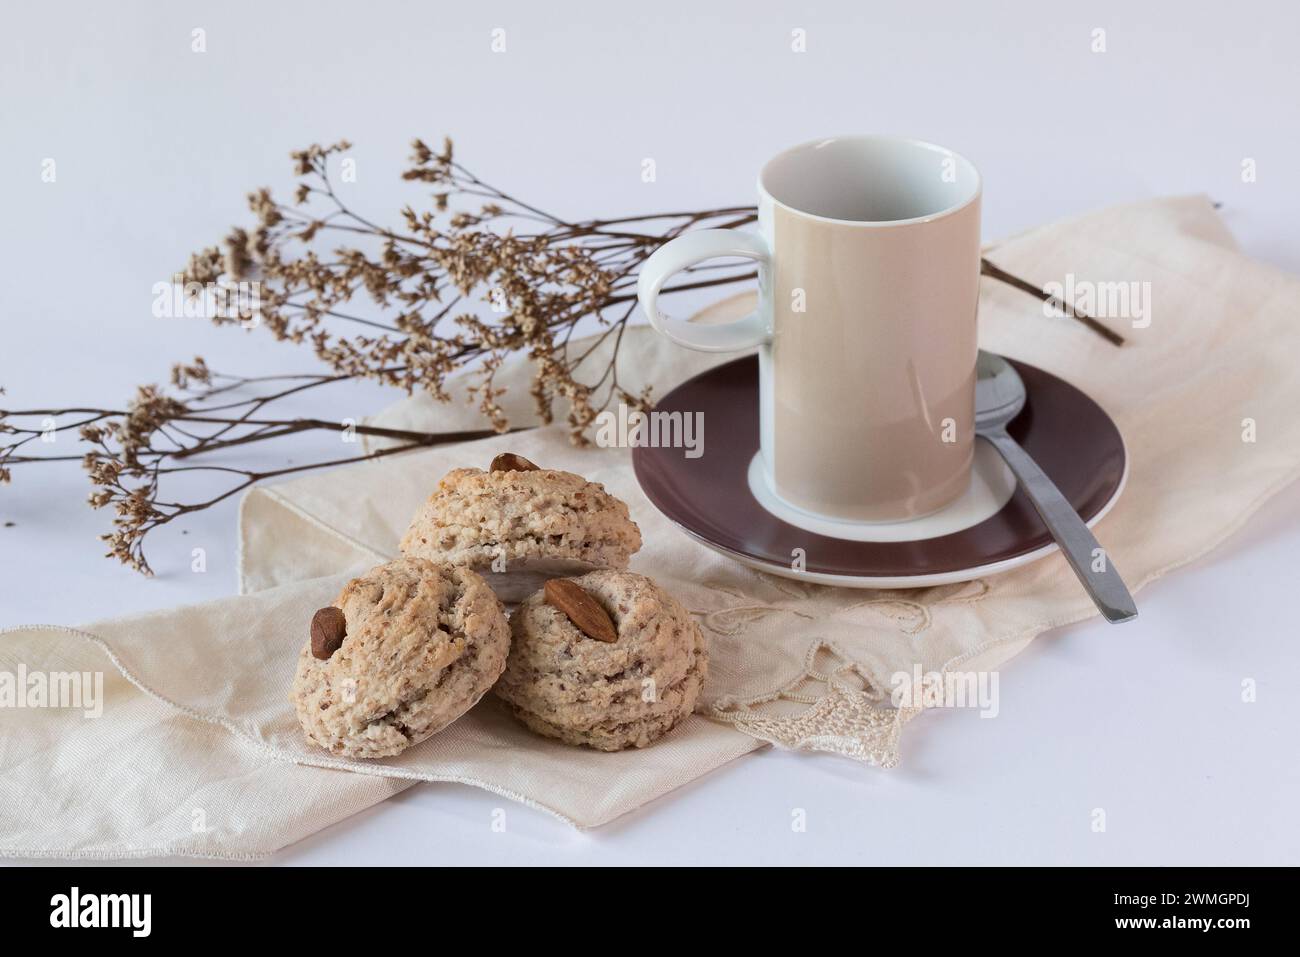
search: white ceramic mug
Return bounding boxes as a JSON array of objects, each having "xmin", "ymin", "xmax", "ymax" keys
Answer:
[{"xmin": 637, "ymin": 134, "xmax": 982, "ymax": 523}]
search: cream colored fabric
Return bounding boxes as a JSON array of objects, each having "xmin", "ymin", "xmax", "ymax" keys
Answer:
[{"xmin": 3, "ymin": 196, "xmax": 1298, "ymax": 859}]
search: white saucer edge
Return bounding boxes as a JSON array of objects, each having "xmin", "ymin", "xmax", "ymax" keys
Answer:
[
  {"xmin": 746, "ymin": 441, "xmax": 1017, "ymax": 543},
  {"xmin": 667, "ymin": 437, "xmax": 1130, "ymax": 590}
]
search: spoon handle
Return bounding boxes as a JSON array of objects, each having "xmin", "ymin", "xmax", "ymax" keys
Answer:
[{"xmin": 980, "ymin": 428, "xmax": 1138, "ymax": 623}]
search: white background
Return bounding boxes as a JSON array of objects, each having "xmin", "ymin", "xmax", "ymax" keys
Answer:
[{"xmin": 2, "ymin": 0, "xmax": 1298, "ymax": 865}]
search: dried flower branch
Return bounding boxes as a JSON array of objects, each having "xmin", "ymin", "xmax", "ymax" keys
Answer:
[
  {"xmin": 1, "ymin": 363, "xmax": 518, "ymax": 573},
  {"xmin": 2, "ymin": 137, "xmax": 761, "ymax": 573},
  {"xmin": 1, "ymin": 136, "xmax": 1111, "ymax": 575},
  {"xmin": 180, "ymin": 137, "xmax": 758, "ymax": 436}
]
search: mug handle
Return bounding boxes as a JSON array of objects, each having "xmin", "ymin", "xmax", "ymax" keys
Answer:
[{"xmin": 636, "ymin": 229, "xmax": 771, "ymax": 352}]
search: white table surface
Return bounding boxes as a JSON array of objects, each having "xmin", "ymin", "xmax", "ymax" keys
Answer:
[{"xmin": 2, "ymin": 0, "xmax": 1297, "ymax": 866}]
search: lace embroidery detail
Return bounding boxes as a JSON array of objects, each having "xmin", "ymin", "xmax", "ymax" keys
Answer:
[
  {"xmin": 691, "ymin": 578, "xmax": 994, "ymax": 763},
  {"xmin": 838, "ymin": 597, "xmax": 932, "ymax": 635},
  {"xmin": 693, "ymin": 577, "xmax": 991, "ymax": 638},
  {"xmin": 695, "ymin": 603, "xmax": 815, "ymax": 636},
  {"xmin": 708, "ymin": 640, "xmax": 921, "ymax": 768},
  {"xmin": 836, "ymin": 579, "xmax": 991, "ymax": 635}
]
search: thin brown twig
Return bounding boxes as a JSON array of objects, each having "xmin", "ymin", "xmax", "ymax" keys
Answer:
[{"xmin": 2, "ymin": 135, "xmax": 1113, "ymax": 577}]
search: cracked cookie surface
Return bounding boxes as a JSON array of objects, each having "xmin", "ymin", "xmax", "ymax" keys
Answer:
[
  {"xmin": 291, "ymin": 557, "xmax": 509, "ymax": 759},
  {"xmin": 398, "ymin": 467, "xmax": 642, "ymax": 578},
  {"xmin": 496, "ymin": 570, "xmax": 707, "ymax": 751}
]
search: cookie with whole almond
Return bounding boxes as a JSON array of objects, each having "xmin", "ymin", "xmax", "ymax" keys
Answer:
[
  {"xmin": 495, "ymin": 570, "xmax": 707, "ymax": 751},
  {"xmin": 291, "ymin": 557, "xmax": 509, "ymax": 759},
  {"xmin": 398, "ymin": 455, "xmax": 642, "ymax": 602}
]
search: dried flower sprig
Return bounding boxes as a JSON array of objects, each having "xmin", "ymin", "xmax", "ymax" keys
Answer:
[
  {"xmin": 0, "ymin": 362, "xmax": 517, "ymax": 574},
  {"xmin": 181, "ymin": 137, "xmax": 758, "ymax": 436},
  {"xmin": 2, "ymin": 138, "xmax": 762, "ymax": 573},
  {"xmin": 1, "ymin": 136, "xmax": 1118, "ymax": 575}
]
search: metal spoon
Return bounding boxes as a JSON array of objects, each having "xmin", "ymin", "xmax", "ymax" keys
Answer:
[{"xmin": 975, "ymin": 351, "xmax": 1138, "ymax": 623}]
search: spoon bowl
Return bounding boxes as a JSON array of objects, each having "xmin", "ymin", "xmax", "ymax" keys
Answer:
[{"xmin": 975, "ymin": 351, "xmax": 1027, "ymax": 430}]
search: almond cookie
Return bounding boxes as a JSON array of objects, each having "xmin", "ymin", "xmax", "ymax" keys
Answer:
[
  {"xmin": 399, "ymin": 456, "xmax": 642, "ymax": 602},
  {"xmin": 291, "ymin": 557, "xmax": 509, "ymax": 759},
  {"xmin": 495, "ymin": 570, "xmax": 707, "ymax": 751}
]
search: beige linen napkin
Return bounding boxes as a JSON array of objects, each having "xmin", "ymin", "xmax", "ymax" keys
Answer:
[{"xmin": 4, "ymin": 196, "xmax": 1298, "ymax": 859}]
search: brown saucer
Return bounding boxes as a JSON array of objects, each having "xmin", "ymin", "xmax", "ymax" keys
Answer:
[{"xmin": 632, "ymin": 355, "xmax": 1128, "ymax": 588}]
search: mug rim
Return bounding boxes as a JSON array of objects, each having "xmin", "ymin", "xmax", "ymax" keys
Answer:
[{"xmin": 757, "ymin": 134, "xmax": 982, "ymax": 228}]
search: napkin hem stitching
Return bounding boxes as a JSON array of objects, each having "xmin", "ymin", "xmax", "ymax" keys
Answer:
[{"xmin": 0, "ymin": 623, "xmax": 586, "ymax": 832}]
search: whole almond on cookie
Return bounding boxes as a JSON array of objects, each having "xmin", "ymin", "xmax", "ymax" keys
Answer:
[
  {"xmin": 310, "ymin": 606, "xmax": 347, "ymax": 660},
  {"xmin": 544, "ymin": 579, "xmax": 618, "ymax": 643},
  {"xmin": 496, "ymin": 570, "xmax": 707, "ymax": 751},
  {"xmin": 292, "ymin": 559, "xmax": 512, "ymax": 760},
  {"xmin": 490, "ymin": 452, "xmax": 539, "ymax": 472}
]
